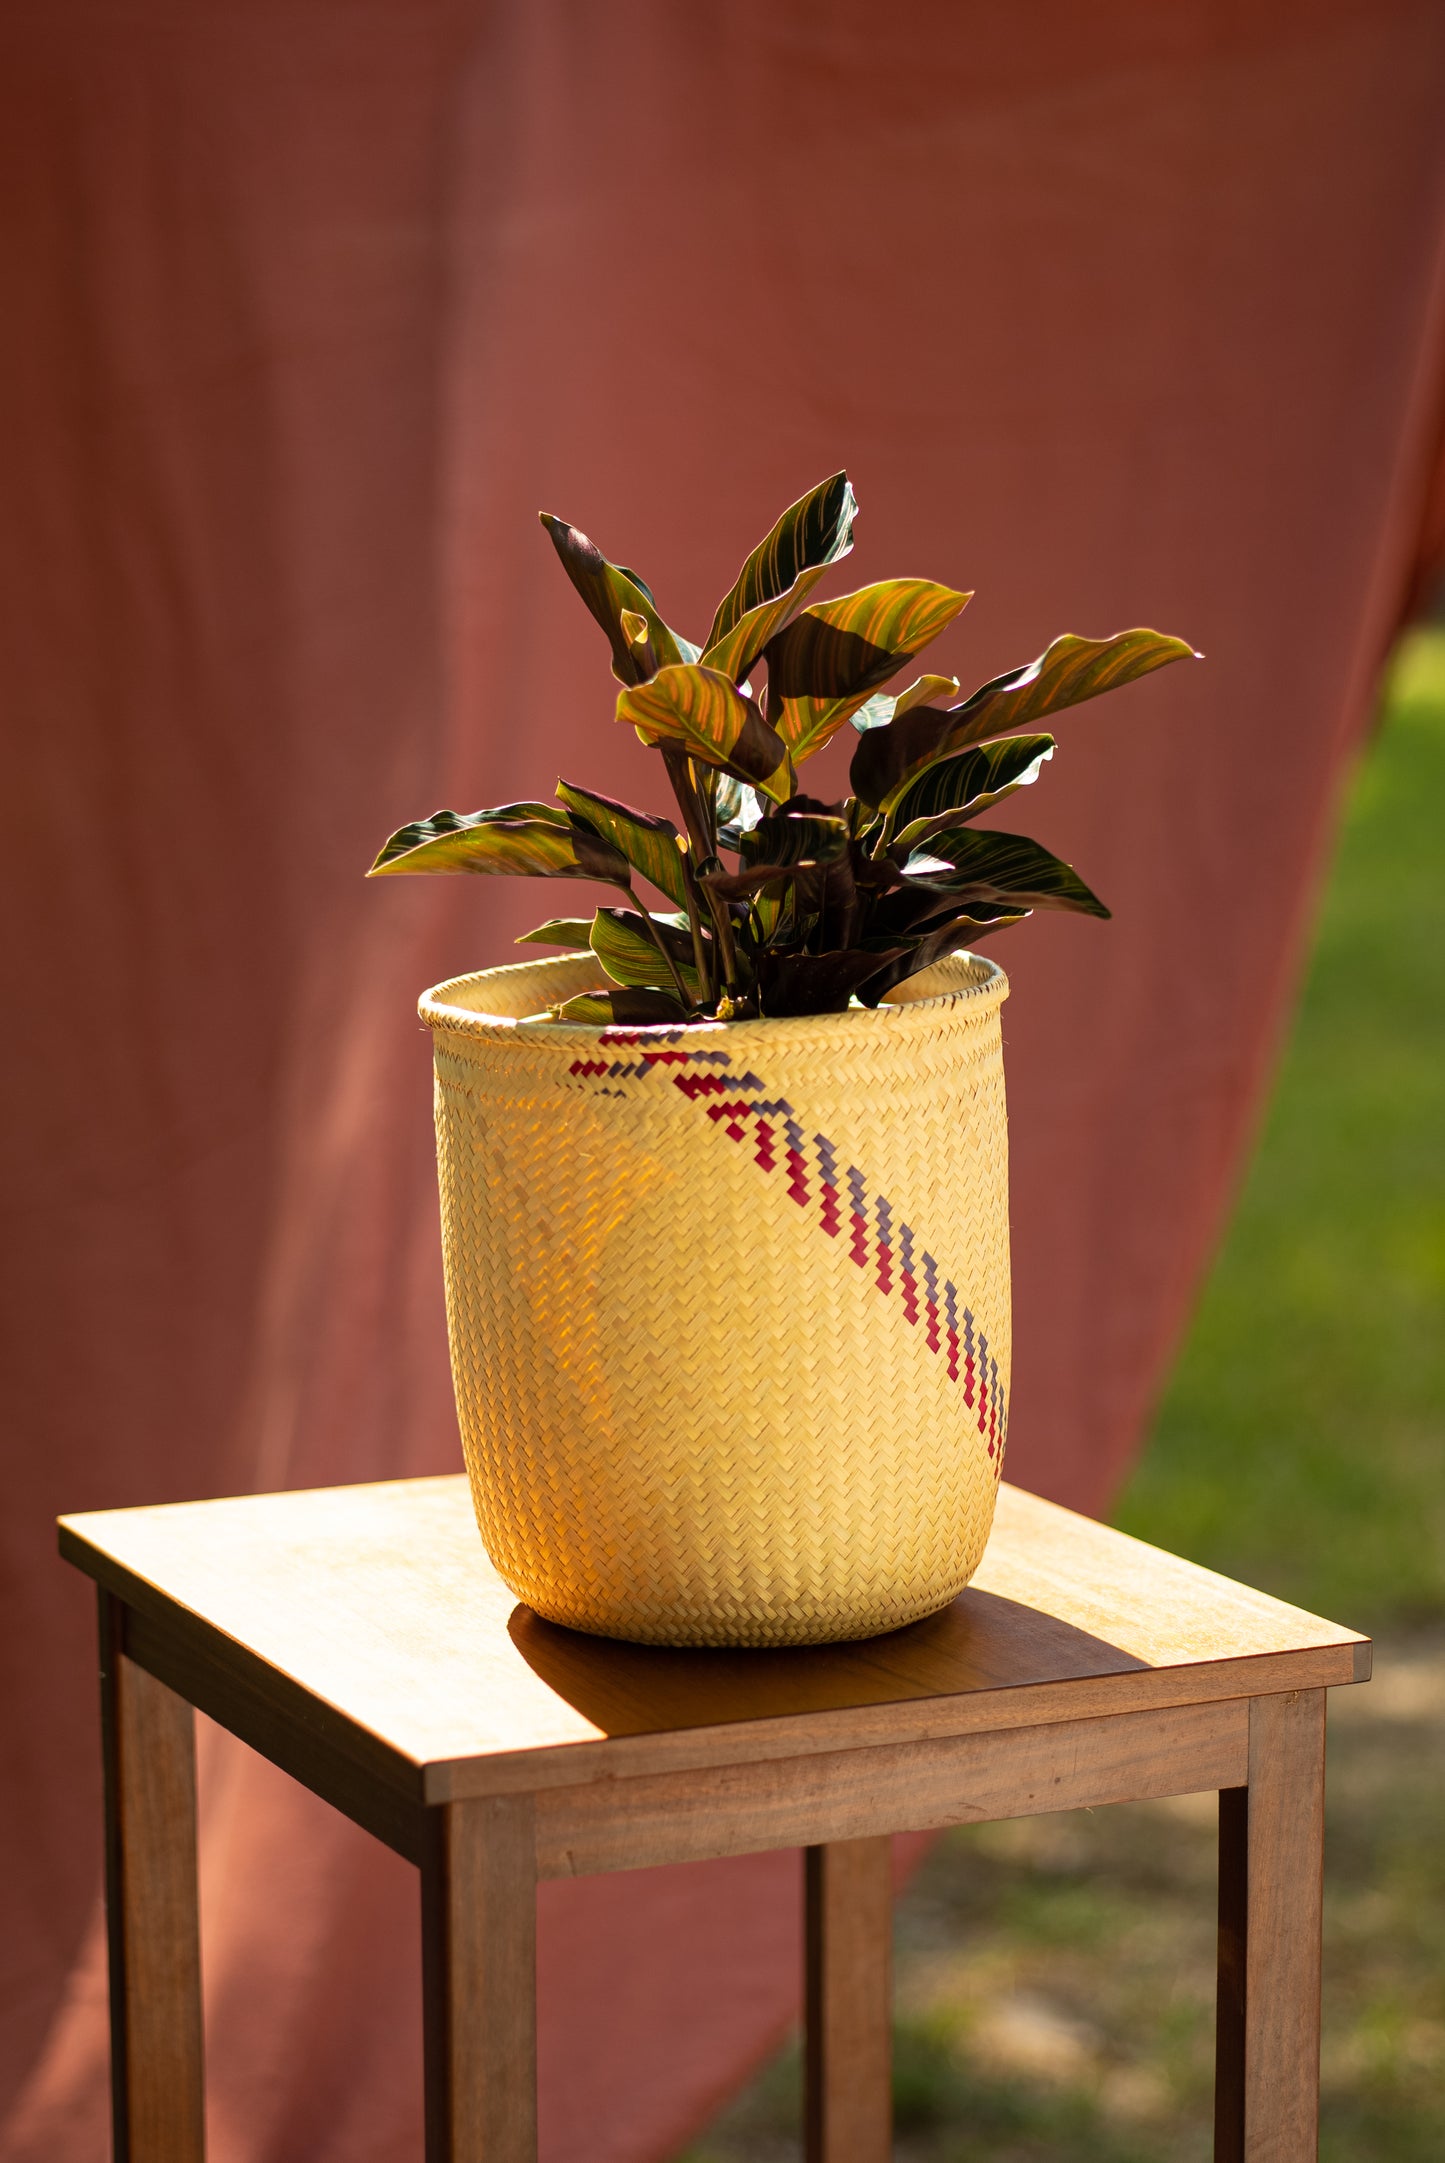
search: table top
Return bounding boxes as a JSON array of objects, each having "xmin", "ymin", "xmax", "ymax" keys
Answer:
[{"xmin": 60, "ymin": 1475, "xmax": 1369, "ymax": 1802}]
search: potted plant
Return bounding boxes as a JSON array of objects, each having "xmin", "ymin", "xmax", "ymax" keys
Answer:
[{"xmin": 370, "ymin": 473, "xmax": 1195, "ymax": 1645}]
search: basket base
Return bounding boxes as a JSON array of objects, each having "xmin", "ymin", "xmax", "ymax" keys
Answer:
[{"xmin": 497, "ymin": 1572, "xmax": 982, "ymax": 1649}]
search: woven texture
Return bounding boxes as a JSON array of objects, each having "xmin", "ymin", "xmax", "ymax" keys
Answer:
[{"xmin": 421, "ymin": 951, "xmax": 1011, "ymax": 1646}]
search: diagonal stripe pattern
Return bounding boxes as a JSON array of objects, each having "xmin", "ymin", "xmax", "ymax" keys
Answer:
[{"xmin": 569, "ymin": 1038, "xmax": 1010, "ymax": 1462}]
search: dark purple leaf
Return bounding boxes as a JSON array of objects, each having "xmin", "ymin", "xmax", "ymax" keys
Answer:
[
  {"xmin": 757, "ymin": 947, "xmax": 907, "ymax": 1018},
  {"xmin": 856, "ymin": 912, "xmax": 1029, "ymax": 1006},
  {"xmin": 540, "ymin": 515, "xmax": 691, "ymax": 686}
]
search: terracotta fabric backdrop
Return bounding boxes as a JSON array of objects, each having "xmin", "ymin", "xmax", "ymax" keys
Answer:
[{"xmin": 5, "ymin": 3, "xmax": 1445, "ymax": 2159}]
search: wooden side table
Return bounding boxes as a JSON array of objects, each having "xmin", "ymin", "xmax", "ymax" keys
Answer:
[{"xmin": 59, "ymin": 1476, "xmax": 1370, "ymax": 2163}]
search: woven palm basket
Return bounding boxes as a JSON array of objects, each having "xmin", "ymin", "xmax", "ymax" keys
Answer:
[{"xmin": 420, "ymin": 948, "xmax": 1011, "ymax": 1646}]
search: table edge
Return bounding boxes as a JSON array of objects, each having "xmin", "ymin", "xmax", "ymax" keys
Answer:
[
  {"xmin": 61, "ymin": 1514, "xmax": 1370, "ymax": 1804},
  {"xmin": 422, "ymin": 1637, "xmax": 1367, "ymax": 1799}
]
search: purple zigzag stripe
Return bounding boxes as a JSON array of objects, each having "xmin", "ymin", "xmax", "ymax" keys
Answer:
[
  {"xmin": 847, "ymin": 1167, "xmax": 869, "ymax": 1268},
  {"xmin": 816, "ymin": 1135, "xmax": 841, "ymax": 1236},
  {"xmin": 875, "ymin": 1194, "xmax": 893, "ymax": 1294},
  {"xmin": 900, "ymin": 1222, "xmax": 918, "ymax": 1326}
]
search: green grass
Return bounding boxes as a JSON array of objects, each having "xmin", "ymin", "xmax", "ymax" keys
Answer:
[
  {"xmin": 680, "ymin": 631, "xmax": 1445, "ymax": 2163},
  {"xmin": 1114, "ymin": 628, "xmax": 1445, "ymax": 1627}
]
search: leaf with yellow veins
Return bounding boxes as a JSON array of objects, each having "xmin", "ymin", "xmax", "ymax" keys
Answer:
[
  {"xmin": 617, "ymin": 663, "xmax": 795, "ymax": 805},
  {"xmin": 764, "ymin": 580, "xmax": 972, "ymax": 762}
]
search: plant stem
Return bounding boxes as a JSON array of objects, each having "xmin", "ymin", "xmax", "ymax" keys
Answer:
[
  {"xmin": 662, "ymin": 745, "xmax": 739, "ymax": 1002},
  {"xmin": 695, "ymin": 761, "xmax": 720, "ymax": 857},
  {"xmin": 709, "ymin": 889, "xmax": 742, "ymax": 995},
  {"xmin": 679, "ymin": 856, "xmax": 718, "ymax": 999},
  {"xmin": 831, "ymin": 845, "xmax": 861, "ymax": 952},
  {"xmin": 618, "ymin": 880, "xmax": 695, "ymax": 1013},
  {"xmin": 680, "ymin": 864, "xmax": 715, "ymax": 1006},
  {"xmin": 662, "ymin": 744, "xmax": 711, "ymax": 860}
]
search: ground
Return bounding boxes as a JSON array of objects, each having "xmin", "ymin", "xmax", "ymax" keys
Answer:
[{"xmin": 680, "ymin": 631, "xmax": 1445, "ymax": 2161}]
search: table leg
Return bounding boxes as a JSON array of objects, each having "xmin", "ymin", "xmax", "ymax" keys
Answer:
[
  {"xmin": 1215, "ymin": 1689, "xmax": 1327, "ymax": 2162},
  {"xmin": 99, "ymin": 1591, "xmax": 206, "ymax": 2163},
  {"xmin": 421, "ymin": 1795, "xmax": 537, "ymax": 2163},
  {"xmin": 803, "ymin": 1836, "xmax": 893, "ymax": 2163}
]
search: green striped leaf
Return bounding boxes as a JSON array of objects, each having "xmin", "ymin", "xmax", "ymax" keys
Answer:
[
  {"xmin": 540, "ymin": 514, "xmax": 692, "ymax": 686},
  {"xmin": 515, "ymin": 918, "xmax": 594, "ymax": 949},
  {"xmin": 850, "ymin": 628, "xmax": 1195, "ymax": 809},
  {"xmin": 556, "ymin": 987, "xmax": 689, "ymax": 1025},
  {"xmin": 763, "ymin": 580, "xmax": 972, "ymax": 763},
  {"xmin": 367, "ymin": 805, "xmax": 628, "ymax": 882},
  {"xmin": 370, "ymin": 802, "xmax": 563, "ymax": 868},
  {"xmin": 897, "ymin": 673, "xmax": 960, "ymax": 716},
  {"xmin": 701, "ymin": 472, "xmax": 858, "ymax": 681},
  {"xmin": 944, "ymin": 628, "xmax": 1198, "ymax": 743},
  {"xmin": 903, "ymin": 827, "xmax": 1109, "ymax": 917},
  {"xmin": 887, "ymin": 734, "xmax": 1056, "ymax": 849},
  {"xmin": 702, "ymin": 571, "xmax": 832, "ymax": 686},
  {"xmin": 851, "ymin": 673, "xmax": 960, "ymax": 735},
  {"xmin": 617, "ymin": 663, "xmax": 794, "ymax": 804},
  {"xmin": 590, "ymin": 906, "xmax": 703, "ymax": 999},
  {"xmin": 556, "ymin": 781, "xmax": 688, "ymax": 908}
]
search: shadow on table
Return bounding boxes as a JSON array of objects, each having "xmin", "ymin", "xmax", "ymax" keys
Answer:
[{"xmin": 506, "ymin": 1586, "xmax": 1149, "ymax": 1739}]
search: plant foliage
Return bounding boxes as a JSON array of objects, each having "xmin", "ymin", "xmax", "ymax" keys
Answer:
[{"xmin": 370, "ymin": 473, "xmax": 1198, "ymax": 1019}]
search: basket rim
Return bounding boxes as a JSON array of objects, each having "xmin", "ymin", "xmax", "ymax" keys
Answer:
[{"xmin": 419, "ymin": 948, "xmax": 1008, "ymax": 1043}]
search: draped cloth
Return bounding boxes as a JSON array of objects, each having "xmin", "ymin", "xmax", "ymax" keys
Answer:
[{"xmin": 5, "ymin": 4, "xmax": 1445, "ymax": 2157}]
